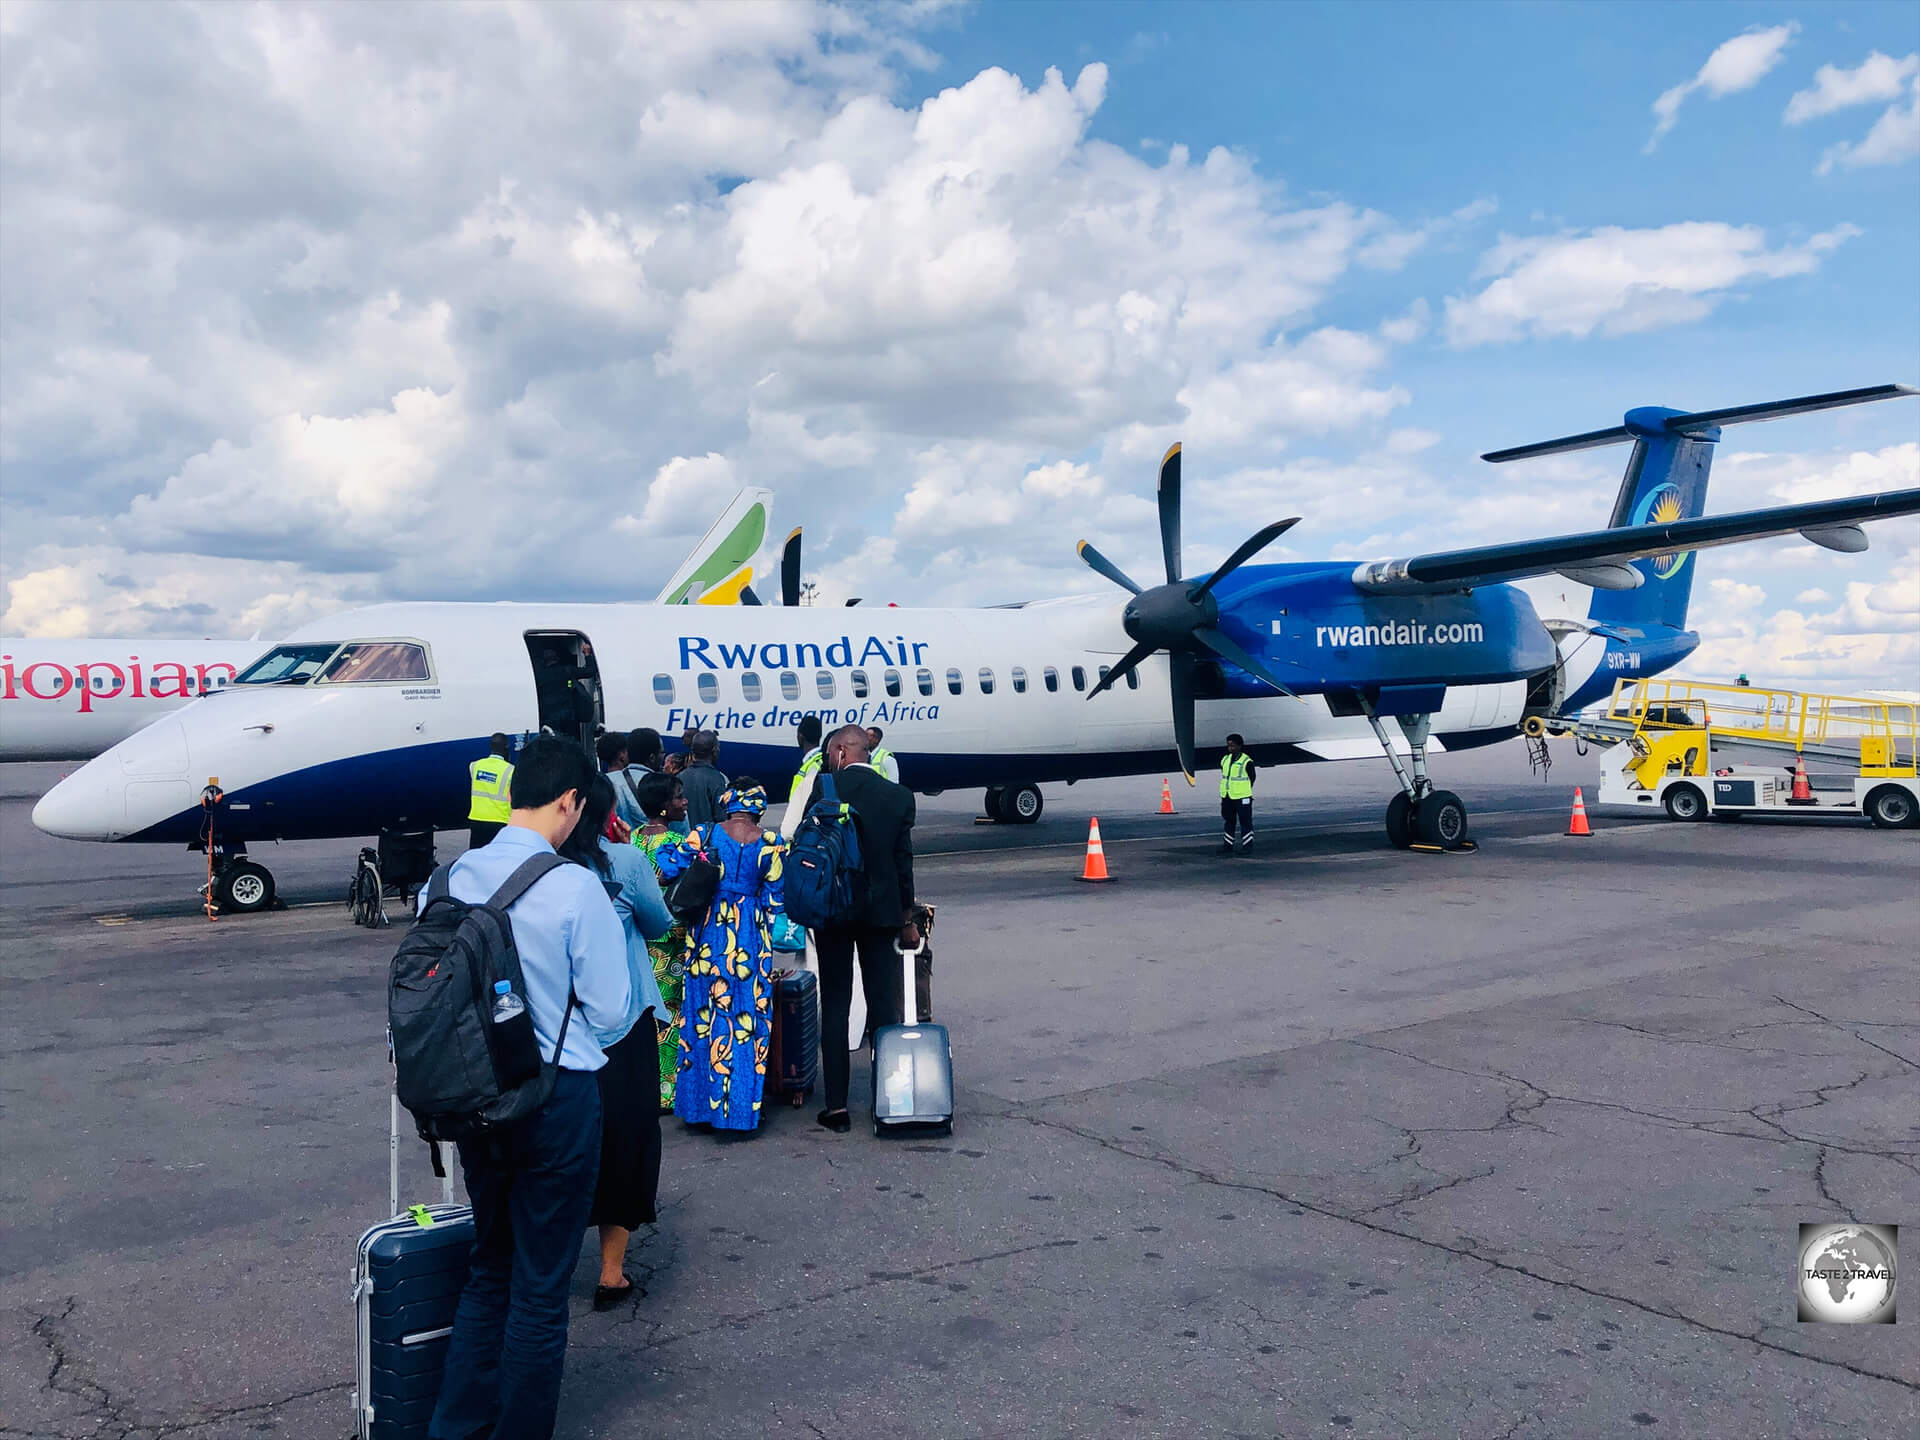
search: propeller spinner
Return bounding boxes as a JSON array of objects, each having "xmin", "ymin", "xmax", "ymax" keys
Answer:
[{"xmin": 1077, "ymin": 443, "xmax": 1301, "ymax": 781}]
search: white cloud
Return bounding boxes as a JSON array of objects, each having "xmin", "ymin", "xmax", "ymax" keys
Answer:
[
  {"xmin": 1785, "ymin": 51, "xmax": 1919, "ymax": 123},
  {"xmin": 1715, "ymin": 442, "xmax": 1920, "ymax": 506},
  {"xmin": 1444, "ymin": 222, "xmax": 1858, "ymax": 346},
  {"xmin": 1378, "ymin": 298, "xmax": 1431, "ymax": 345},
  {"xmin": 1794, "ymin": 587, "xmax": 1831, "ymax": 606},
  {"xmin": 1647, "ymin": 23, "xmax": 1799, "ymax": 152},
  {"xmin": 1816, "ymin": 76, "xmax": 1920, "ymax": 175}
]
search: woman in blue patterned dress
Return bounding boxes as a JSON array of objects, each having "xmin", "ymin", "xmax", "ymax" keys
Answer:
[{"xmin": 652, "ymin": 781, "xmax": 787, "ymax": 1132}]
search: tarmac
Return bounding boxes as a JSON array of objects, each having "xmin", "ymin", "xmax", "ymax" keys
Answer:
[{"xmin": 1, "ymin": 745, "xmax": 1915, "ymax": 1439}]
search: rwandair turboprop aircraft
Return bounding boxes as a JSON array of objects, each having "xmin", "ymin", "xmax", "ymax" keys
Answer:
[{"xmin": 32, "ymin": 384, "xmax": 1919, "ymax": 910}]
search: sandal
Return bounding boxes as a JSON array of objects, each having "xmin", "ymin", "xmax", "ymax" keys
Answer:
[{"xmin": 593, "ymin": 1277, "xmax": 638, "ymax": 1311}]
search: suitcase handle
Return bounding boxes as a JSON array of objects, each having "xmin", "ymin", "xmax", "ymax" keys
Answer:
[
  {"xmin": 895, "ymin": 940, "xmax": 925, "ymax": 1027},
  {"xmin": 389, "ymin": 1072, "xmax": 455, "ymax": 1217}
]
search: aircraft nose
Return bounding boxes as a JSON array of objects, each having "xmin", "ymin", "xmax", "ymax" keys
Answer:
[{"xmin": 32, "ymin": 763, "xmax": 128, "ymax": 840}]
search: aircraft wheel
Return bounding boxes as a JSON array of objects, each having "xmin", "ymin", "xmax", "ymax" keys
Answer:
[
  {"xmin": 218, "ymin": 860, "xmax": 276, "ymax": 914},
  {"xmin": 983, "ymin": 786, "xmax": 1006, "ymax": 822},
  {"xmin": 1385, "ymin": 792, "xmax": 1416, "ymax": 849},
  {"xmin": 1864, "ymin": 785, "xmax": 1917, "ymax": 830},
  {"xmin": 1414, "ymin": 790, "xmax": 1469, "ymax": 849},
  {"xmin": 1662, "ymin": 783, "xmax": 1706, "ymax": 822},
  {"xmin": 1006, "ymin": 784, "xmax": 1044, "ymax": 825}
]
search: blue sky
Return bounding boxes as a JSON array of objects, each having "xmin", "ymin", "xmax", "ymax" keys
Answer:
[{"xmin": 0, "ymin": 1, "xmax": 1914, "ymax": 687}]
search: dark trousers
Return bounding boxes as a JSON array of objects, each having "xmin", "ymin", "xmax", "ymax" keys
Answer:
[
  {"xmin": 1221, "ymin": 797, "xmax": 1253, "ymax": 845},
  {"xmin": 468, "ymin": 820, "xmax": 505, "ymax": 851},
  {"xmin": 429, "ymin": 1068, "xmax": 601, "ymax": 1440},
  {"xmin": 816, "ymin": 927, "xmax": 904, "ymax": 1112}
]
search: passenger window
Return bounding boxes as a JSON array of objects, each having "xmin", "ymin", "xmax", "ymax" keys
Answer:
[
  {"xmin": 780, "ymin": 671, "xmax": 800, "ymax": 701},
  {"xmin": 947, "ymin": 667, "xmax": 963, "ymax": 696},
  {"xmin": 1044, "ymin": 666, "xmax": 1059, "ymax": 693},
  {"xmin": 978, "ymin": 668, "xmax": 996, "ymax": 695},
  {"xmin": 1097, "ymin": 665, "xmax": 1112, "ymax": 692},
  {"xmin": 1072, "ymin": 665, "xmax": 1087, "ymax": 692},
  {"xmin": 816, "ymin": 670, "xmax": 836, "ymax": 700},
  {"xmin": 1011, "ymin": 666, "xmax": 1028, "ymax": 694},
  {"xmin": 319, "ymin": 641, "xmax": 431, "ymax": 684},
  {"xmin": 852, "ymin": 669, "xmax": 870, "ymax": 699},
  {"xmin": 741, "ymin": 672, "xmax": 763, "ymax": 703},
  {"xmin": 653, "ymin": 674, "xmax": 674, "ymax": 704},
  {"xmin": 917, "ymin": 667, "xmax": 934, "ymax": 697},
  {"xmin": 1126, "ymin": 668, "xmax": 1140, "ymax": 690},
  {"xmin": 698, "ymin": 673, "xmax": 718, "ymax": 704},
  {"xmin": 884, "ymin": 668, "xmax": 902, "ymax": 698}
]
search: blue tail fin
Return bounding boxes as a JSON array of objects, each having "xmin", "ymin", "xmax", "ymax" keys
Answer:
[
  {"xmin": 1591, "ymin": 409, "xmax": 1715, "ymax": 631},
  {"xmin": 1481, "ymin": 386, "xmax": 1916, "ymax": 633}
]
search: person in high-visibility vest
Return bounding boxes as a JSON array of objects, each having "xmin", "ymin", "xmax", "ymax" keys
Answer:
[
  {"xmin": 468, "ymin": 733, "xmax": 515, "ymax": 850},
  {"xmin": 781, "ymin": 714, "xmax": 826, "ymax": 834},
  {"xmin": 1219, "ymin": 732, "xmax": 1257, "ymax": 853},
  {"xmin": 866, "ymin": 725, "xmax": 900, "ymax": 784}
]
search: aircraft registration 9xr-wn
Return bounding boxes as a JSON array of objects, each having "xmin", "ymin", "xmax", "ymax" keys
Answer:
[{"xmin": 33, "ymin": 384, "xmax": 1920, "ymax": 910}]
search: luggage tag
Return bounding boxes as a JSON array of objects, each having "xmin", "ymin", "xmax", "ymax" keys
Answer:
[{"xmin": 408, "ymin": 1205, "xmax": 436, "ymax": 1228}]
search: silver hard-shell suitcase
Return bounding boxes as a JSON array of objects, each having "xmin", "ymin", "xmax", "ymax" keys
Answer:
[
  {"xmin": 871, "ymin": 941, "xmax": 953, "ymax": 1135},
  {"xmin": 351, "ymin": 1085, "xmax": 471, "ymax": 1439}
]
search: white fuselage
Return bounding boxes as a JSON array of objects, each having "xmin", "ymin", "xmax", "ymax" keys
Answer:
[
  {"xmin": 1, "ymin": 639, "xmax": 267, "ymax": 762},
  {"xmin": 31, "ymin": 597, "xmax": 1541, "ymax": 845}
]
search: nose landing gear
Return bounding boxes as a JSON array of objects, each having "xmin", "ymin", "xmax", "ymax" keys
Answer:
[
  {"xmin": 199, "ymin": 848, "xmax": 278, "ymax": 914},
  {"xmin": 1362, "ymin": 704, "xmax": 1473, "ymax": 851}
]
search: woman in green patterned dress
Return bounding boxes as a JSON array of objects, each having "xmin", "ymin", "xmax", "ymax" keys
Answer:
[{"xmin": 633, "ymin": 773, "xmax": 689, "ymax": 1113}]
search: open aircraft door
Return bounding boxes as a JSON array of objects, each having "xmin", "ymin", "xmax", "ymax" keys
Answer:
[{"xmin": 524, "ymin": 630, "xmax": 603, "ymax": 753}]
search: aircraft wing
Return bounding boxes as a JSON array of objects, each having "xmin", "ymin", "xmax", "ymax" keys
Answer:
[{"xmin": 1352, "ymin": 487, "xmax": 1920, "ymax": 593}]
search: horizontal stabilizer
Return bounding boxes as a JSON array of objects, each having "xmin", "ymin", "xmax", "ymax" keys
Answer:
[
  {"xmin": 1353, "ymin": 487, "xmax": 1920, "ymax": 593},
  {"xmin": 1483, "ymin": 384, "xmax": 1917, "ymax": 462}
]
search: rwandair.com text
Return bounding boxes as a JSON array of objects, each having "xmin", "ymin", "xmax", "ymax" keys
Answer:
[{"xmin": 1316, "ymin": 622, "xmax": 1484, "ymax": 647}]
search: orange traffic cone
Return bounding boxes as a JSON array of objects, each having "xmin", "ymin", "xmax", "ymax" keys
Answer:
[
  {"xmin": 1158, "ymin": 778, "xmax": 1175, "ymax": 815},
  {"xmin": 1788, "ymin": 753, "xmax": 1815, "ymax": 805},
  {"xmin": 1566, "ymin": 787, "xmax": 1592, "ymax": 836},
  {"xmin": 1079, "ymin": 816, "xmax": 1112, "ymax": 882}
]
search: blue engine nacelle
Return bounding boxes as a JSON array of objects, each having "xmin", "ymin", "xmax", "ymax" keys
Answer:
[{"xmin": 1209, "ymin": 564, "xmax": 1559, "ymax": 696}]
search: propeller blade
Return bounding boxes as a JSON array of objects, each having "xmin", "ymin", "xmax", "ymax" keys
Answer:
[
  {"xmin": 739, "ymin": 585, "xmax": 763, "ymax": 606},
  {"xmin": 1195, "ymin": 517, "xmax": 1302, "ymax": 598},
  {"xmin": 780, "ymin": 527, "xmax": 802, "ymax": 607},
  {"xmin": 1076, "ymin": 540, "xmax": 1143, "ymax": 595},
  {"xmin": 1085, "ymin": 639, "xmax": 1157, "ymax": 700},
  {"xmin": 1169, "ymin": 648, "xmax": 1197, "ymax": 782},
  {"xmin": 1158, "ymin": 442, "xmax": 1182, "ymax": 585},
  {"xmin": 1193, "ymin": 626, "xmax": 1299, "ymax": 699},
  {"xmin": 845, "ymin": 598, "xmax": 862, "ymax": 607}
]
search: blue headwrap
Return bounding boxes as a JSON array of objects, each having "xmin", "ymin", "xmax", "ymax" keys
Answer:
[{"xmin": 718, "ymin": 784, "xmax": 768, "ymax": 818}]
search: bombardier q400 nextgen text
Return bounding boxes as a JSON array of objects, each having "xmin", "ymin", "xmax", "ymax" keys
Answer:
[{"xmin": 32, "ymin": 384, "xmax": 1920, "ymax": 910}]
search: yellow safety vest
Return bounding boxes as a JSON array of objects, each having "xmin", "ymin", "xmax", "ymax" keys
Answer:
[
  {"xmin": 469, "ymin": 756, "xmax": 514, "ymax": 822},
  {"xmin": 872, "ymin": 746, "xmax": 897, "ymax": 780},
  {"xmin": 1220, "ymin": 753, "xmax": 1254, "ymax": 801},
  {"xmin": 788, "ymin": 748, "xmax": 823, "ymax": 807}
]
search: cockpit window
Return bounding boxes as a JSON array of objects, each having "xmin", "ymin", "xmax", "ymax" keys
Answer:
[
  {"xmin": 235, "ymin": 643, "xmax": 340, "ymax": 685},
  {"xmin": 320, "ymin": 641, "xmax": 431, "ymax": 684}
]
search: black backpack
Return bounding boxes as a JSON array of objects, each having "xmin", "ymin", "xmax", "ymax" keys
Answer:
[{"xmin": 388, "ymin": 854, "xmax": 574, "ymax": 1153}]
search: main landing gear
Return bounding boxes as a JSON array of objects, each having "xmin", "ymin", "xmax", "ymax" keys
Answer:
[
  {"xmin": 1362, "ymin": 704, "xmax": 1471, "ymax": 851},
  {"xmin": 983, "ymin": 784, "xmax": 1044, "ymax": 824}
]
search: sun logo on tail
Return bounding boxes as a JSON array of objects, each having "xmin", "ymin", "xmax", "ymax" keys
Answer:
[{"xmin": 1633, "ymin": 482, "xmax": 1690, "ymax": 579}]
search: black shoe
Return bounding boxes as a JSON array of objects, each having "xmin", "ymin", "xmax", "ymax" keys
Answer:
[
  {"xmin": 816, "ymin": 1108, "xmax": 852, "ymax": 1133},
  {"xmin": 1220, "ymin": 841, "xmax": 1236, "ymax": 855},
  {"xmin": 593, "ymin": 1277, "xmax": 638, "ymax": 1311}
]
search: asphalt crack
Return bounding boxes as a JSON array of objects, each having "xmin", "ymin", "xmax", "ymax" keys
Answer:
[{"xmin": 976, "ymin": 1106, "xmax": 1919, "ymax": 1394}]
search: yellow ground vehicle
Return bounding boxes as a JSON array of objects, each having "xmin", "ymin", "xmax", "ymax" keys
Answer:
[{"xmin": 1590, "ymin": 680, "xmax": 1919, "ymax": 828}]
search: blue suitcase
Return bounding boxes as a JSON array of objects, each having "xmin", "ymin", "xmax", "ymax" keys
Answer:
[
  {"xmin": 352, "ymin": 1089, "xmax": 471, "ymax": 1440},
  {"xmin": 871, "ymin": 941, "xmax": 953, "ymax": 1136}
]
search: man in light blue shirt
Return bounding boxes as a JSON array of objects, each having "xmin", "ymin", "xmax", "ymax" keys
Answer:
[{"xmin": 428, "ymin": 737, "xmax": 627, "ymax": 1440}]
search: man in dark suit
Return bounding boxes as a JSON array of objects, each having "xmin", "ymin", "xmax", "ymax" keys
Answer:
[{"xmin": 813, "ymin": 724, "xmax": 921, "ymax": 1133}]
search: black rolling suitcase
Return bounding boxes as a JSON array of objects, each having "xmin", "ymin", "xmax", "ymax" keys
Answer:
[
  {"xmin": 871, "ymin": 941, "xmax": 953, "ymax": 1135},
  {"xmin": 767, "ymin": 967, "xmax": 821, "ymax": 1107},
  {"xmin": 351, "ymin": 1083, "xmax": 471, "ymax": 1440}
]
